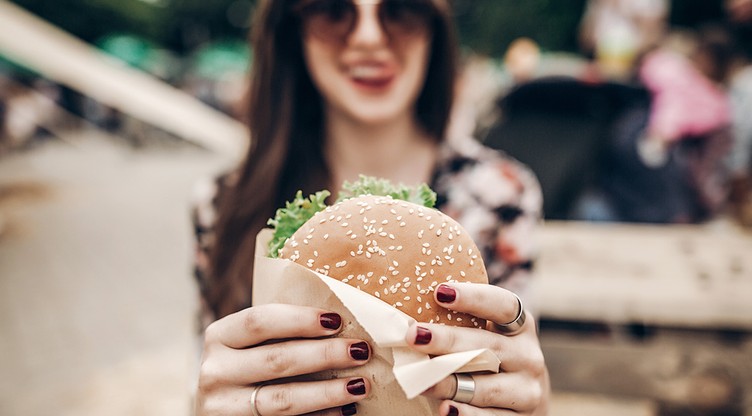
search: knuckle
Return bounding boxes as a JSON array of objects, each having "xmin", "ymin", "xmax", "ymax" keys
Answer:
[
  {"xmin": 242, "ymin": 307, "xmax": 267, "ymax": 335},
  {"xmin": 197, "ymin": 359, "xmax": 223, "ymax": 393},
  {"xmin": 203, "ymin": 321, "xmax": 221, "ymax": 345},
  {"xmin": 483, "ymin": 380, "xmax": 506, "ymax": 406},
  {"xmin": 267, "ymin": 386, "xmax": 295, "ymax": 414},
  {"xmin": 197, "ymin": 396, "xmax": 227, "ymax": 416},
  {"xmin": 322, "ymin": 339, "xmax": 340, "ymax": 364},
  {"xmin": 263, "ymin": 347, "xmax": 294, "ymax": 376}
]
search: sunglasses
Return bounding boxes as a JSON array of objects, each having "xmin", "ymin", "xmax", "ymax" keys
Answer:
[{"xmin": 292, "ymin": 0, "xmax": 436, "ymax": 43}]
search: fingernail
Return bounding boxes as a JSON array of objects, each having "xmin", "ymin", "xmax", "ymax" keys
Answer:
[
  {"xmin": 447, "ymin": 405, "xmax": 459, "ymax": 416},
  {"xmin": 341, "ymin": 402, "xmax": 357, "ymax": 415},
  {"xmin": 349, "ymin": 341, "xmax": 369, "ymax": 360},
  {"xmin": 347, "ymin": 378, "xmax": 366, "ymax": 396},
  {"xmin": 320, "ymin": 313, "xmax": 341, "ymax": 330},
  {"xmin": 437, "ymin": 284, "xmax": 456, "ymax": 303},
  {"xmin": 415, "ymin": 326, "xmax": 432, "ymax": 345}
]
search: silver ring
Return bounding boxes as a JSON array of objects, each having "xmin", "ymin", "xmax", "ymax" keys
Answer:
[
  {"xmin": 250, "ymin": 384, "xmax": 263, "ymax": 416},
  {"xmin": 492, "ymin": 293, "xmax": 526, "ymax": 335},
  {"xmin": 452, "ymin": 373, "xmax": 475, "ymax": 404}
]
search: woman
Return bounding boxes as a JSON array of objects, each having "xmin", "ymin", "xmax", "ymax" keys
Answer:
[{"xmin": 193, "ymin": 0, "xmax": 550, "ymax": 414}]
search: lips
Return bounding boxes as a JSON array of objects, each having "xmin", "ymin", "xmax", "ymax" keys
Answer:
[{"xmin": 347, "ymin": 62, "xmax": 396, "ymax": 91}]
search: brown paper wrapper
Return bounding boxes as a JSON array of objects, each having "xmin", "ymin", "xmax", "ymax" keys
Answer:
[{"xmin": 253, "ymin": 229, "xmax": 499, "ymax": 415}]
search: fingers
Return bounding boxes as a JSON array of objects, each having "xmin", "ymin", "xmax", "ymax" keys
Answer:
[
  {"xmin": 212, "ymin": 338, "xmax": 371, "ymax": 385},
  {"xmin": 424, "ymin": 373, "xmax": 543, "ymax": 413},
  {"xmin": 434, "ymin": 283, "xmax": 532, "ymax": 335},
  {"xmin": 197, "ymin": 377, "xmax": 368, "ymax": 416},
  {"xmin": 254, "ymin": 377, "xmax": 369, "ymax": 416},
  {"xmin": 439, "ymin": 402, "xmax": 517, "ymax": 416},
  {"xmin": 205, "ymin": 304, "xmax": 343, "ymax": 349}
]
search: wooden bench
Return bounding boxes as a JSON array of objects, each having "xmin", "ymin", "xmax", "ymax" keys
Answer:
[{"xmin": 532, "ymin": 221, "xmax": 752, "ymax": 415}]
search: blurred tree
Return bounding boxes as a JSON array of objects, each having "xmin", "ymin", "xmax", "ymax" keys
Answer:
[
  {"xmin": 9, "ymin": 0, "xmax": 254, "ymax": 53},
  {"xmin": 452, "ymin": 0, "xmax": 588, "ymax": 56}
]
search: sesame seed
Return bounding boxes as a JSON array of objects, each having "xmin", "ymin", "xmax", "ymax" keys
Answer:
[
  {"xmin": 374, "ymin": 291, "xmax": 380, "ymax": 298},
  {"xmin": 382, "ymin": 219, "xmax": 389, "ymax": 225},
  {"xmin": 436, "ymin": 229, "xmax": 442, "ymax": 236},
  {"xmin": 397, "ymin": 246, "xmax": 403, "ymax": 251},
  {"xmin": 323, "ymin": 234, "xmax": 329, "ymax": 240},
  {"xmin": 336, "ymin": 261, "xmax": 347, "ymax": 268},
  {"xmin": 400, "ymin": 222, "xmax": 406, "ymax": 227},
  {"xmin": 313, "ymin": 250, "xmax": 318, "ymax": 257},
  {"xmin": 417, "ymin": 307, "xmax": 423, "ymax": 314}
]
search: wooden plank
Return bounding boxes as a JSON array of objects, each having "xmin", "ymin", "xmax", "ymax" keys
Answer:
[{"xmin": 531, "ymin": 221, "xmax": 752, "ymax": 330}]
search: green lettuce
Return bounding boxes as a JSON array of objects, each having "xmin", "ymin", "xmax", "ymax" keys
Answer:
[{"xmin": 267, "ymin": 175, "xmax": 437, "ymax": 257}]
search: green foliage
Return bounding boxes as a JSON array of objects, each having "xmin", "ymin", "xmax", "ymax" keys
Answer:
[
  {"xmin": 267, "ymin": 176, "xmax": 437, "ymax": 258},
  {"xmin": 336, "ymin": 175, "xmax": 437, "ymax": 208},
  {"xmin": 267, "ymin": 190, "xmax": 331, "ymax": 258},
  {"xmin": 452, "ymin": 0, "xmax": 588, "ymax": 56}
]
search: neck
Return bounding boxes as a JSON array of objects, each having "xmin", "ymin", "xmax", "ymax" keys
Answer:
[{"xmin": 324, "ymin": 110, "xmax": 439, "ymax": 189}]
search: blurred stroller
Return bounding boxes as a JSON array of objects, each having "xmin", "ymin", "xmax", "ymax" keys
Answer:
[{"xmin": 483, "ymin": 53, "xmax": 732, "ymax": 223}]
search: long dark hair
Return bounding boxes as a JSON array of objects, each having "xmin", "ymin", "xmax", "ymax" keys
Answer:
[{"xmin": 207, "ymin": 0, "xmax": 459, "ymax": 319}]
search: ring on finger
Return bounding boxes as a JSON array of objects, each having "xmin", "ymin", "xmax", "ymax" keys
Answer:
[
  {"xmin": 452, "ymin": 373, "xmax": 475, "ymax": 404},
  {"xmin": 250, "ymin": 384, "xmax": 263, "ymax": 416},
  {"xmin": 492, "ymin": 293, "xmax": 526, "ymax": 335}
]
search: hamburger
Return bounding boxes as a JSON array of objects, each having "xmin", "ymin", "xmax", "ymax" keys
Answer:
[{"xmin": 268, "ymin": 176, "xmax": 488, "ymax": 328}]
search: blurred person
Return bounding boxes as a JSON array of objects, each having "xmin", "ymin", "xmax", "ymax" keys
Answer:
[
  {"xmin": 191, "ymin": 0, "xmax": 550, "ymax": 415},
  {"xmin": 692, "ymin": 19, "xmax": 752, "ymax": 226},
  {"xmin": 579, "ymin": 0, "xmax": 669, "ymax": 79}
]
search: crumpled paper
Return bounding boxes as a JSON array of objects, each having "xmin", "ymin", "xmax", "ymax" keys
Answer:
[{"xmin": 252, "ymin": 229, "xmax": 500, "ymax": 415}]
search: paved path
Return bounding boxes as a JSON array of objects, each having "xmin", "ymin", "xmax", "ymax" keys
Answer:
[{"xmin": 0, "ymin": 134, "xmax": 227, "ymax": 415}]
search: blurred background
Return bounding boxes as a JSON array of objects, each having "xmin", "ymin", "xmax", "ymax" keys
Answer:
[{"xmin": 1, "ymin": 0, "xmax": 751, "ymax": 415}]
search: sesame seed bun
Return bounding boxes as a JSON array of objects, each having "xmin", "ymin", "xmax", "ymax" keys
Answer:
[{"xmin": 278, "ymin": 195, "xmax": 488, "ymax": 328}]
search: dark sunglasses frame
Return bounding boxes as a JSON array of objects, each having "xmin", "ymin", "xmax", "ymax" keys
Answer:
[{"xmin": 291, "ymin": 0, "xmax": 437, "ymax": 42}]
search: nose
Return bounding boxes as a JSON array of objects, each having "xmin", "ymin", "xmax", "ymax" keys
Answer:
[{"xmin": 348, "ymin": 3, "xmax": 388, "ymax": 46}]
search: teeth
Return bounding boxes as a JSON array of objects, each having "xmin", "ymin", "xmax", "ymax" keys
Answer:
[{"xmin": 350, "ymin": 66, "xmax": 382, "ymax": 78}]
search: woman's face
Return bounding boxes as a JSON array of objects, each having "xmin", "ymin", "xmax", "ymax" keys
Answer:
[{"xmin": 299, "ymin": 0, "xmax": 434, "ymax": 126}]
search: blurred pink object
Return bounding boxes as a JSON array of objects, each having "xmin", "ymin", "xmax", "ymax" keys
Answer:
[{"xmin": 639, "ymin": 50, "xmax": 731, "ymax": 142}]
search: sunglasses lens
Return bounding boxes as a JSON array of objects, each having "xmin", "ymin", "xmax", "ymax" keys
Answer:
[
  {"xmin": 299, "ymin": 0, "xmax": 356, "ymax": 41},
  {"xmin": 380, "ymin": 0, "xmax": 433, "ymax": 36}
]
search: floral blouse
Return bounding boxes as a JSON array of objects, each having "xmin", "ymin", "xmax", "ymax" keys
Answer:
[{"xmin": 191, "ymin": 136, "xmax": 543, "ymax": 325}]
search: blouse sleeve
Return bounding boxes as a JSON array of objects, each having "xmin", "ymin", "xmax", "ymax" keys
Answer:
[{"xmin": 433, "ymin": 139, "xmax": 543, "ymax": 304}]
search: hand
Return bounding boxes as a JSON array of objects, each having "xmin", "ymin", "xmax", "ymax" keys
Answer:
[
  {"xmin": 196, "ymin": 303, "xmax": 372, "ymax": 416},
  {"xmin": 406, "ymin": 283, "xmax": 550, "ymax": 416}
]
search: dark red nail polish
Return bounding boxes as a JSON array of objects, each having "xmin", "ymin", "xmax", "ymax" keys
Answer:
[
  {"xmin": 346, "ymin": 378, "xmax": 366, "ymax": 396},
  {"xmin": 447, "ymin": 405, "xmax": 459, "ymax": 416},
  {"xmin": 341, "ymin": 402, "xmax": 357, "ymax": 415},
  {"xmin": 349, "ymin": 341, "xmax": 369, "ymax": 360},
  {"xmin": 437, "ymin": 285, "xmax": 456, "ymax": 303},
  {"xmin": 320, "ymin": 313, "xmax": 341, "ymax": 330},
  {"xmin": 415, "ymin": 326, "xmax": 432, "ymax": 345}
]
